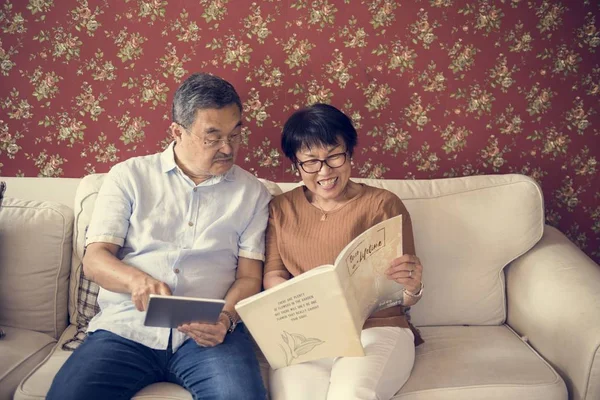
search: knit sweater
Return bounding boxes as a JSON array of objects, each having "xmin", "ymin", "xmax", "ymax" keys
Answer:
[{"xmin": 264, "ymin": 184, "xmax": 423, "ymax": 345}]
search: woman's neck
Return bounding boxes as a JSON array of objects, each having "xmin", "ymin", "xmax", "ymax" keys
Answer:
[{"xmin": 309, "ymin": 181, "xmax": 361, "ymax": 211}]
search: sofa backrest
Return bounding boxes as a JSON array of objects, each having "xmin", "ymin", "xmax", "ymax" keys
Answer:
[
  {"xmin": 349, "ymin": 175, "xmax": 544, "ymax": 326},
  {"xmin": 0, "ymin": 197, "xmax": 73, "ymax": 339},
  {"xmin": 68, "ymin": 173, "xmax": 544, "ymax": 328}
]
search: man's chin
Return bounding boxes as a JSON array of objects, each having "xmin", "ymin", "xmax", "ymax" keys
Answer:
[{"xmin": 212, "ymin": 159, "xmax": 234, "ymax": 173}]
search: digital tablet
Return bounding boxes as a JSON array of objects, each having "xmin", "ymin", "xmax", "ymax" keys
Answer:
[{"xmin": 143, "ymin": 294, "xmax": 226, "ymax": 328}]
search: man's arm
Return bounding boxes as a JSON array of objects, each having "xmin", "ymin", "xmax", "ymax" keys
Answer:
[
  {"xmin": 83, "ymin": 242, "xmax": 171, "ymax": 311},
  {"xmin": 222, "ymin": 256, "xmax": 263, "ymax": 318}
]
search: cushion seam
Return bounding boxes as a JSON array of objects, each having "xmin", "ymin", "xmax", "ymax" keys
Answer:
[
  {"xmin": 503, "ymin": 324, "xmax": 563, "ymax": 384},
  {"xmin": 0, "ymin": 340, "xmax": 56, "ymax": 381},
  {"xmin": 71, "ymin": 189, "xmax": 100, "ymax": 326},
  {"xmin": 584, "ymin": 339, "xmax": 600, "ymax": 398},
  {"xmin": 53, "ymin": 209, "xmax": 69, "ymax": 340},
  {"xmin": 17, "ymin": 329, "xmax": 75, "ymax": 397},
  {"xmin": 396, "ymin": 380, "xmax": 565, "ymax": 397}
]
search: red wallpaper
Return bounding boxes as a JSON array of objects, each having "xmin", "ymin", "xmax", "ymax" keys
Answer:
[{"xmin": 0, "ymin": 0, "xmax": 598, "ymax": 263}]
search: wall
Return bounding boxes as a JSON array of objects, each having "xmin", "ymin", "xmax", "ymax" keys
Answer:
[{"xmin": 0, "ymin": 0, "xmax": 598, "ymax": 262}]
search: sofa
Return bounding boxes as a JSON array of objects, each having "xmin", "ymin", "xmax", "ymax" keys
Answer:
[{"xmin": 1, "ymin": 173, "xmax": 599, "ymax": 400}]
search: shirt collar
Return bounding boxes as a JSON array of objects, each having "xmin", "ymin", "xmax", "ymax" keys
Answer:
[
  {"xmin": 160, "ymin": 141, "xmax": 177, "ymax": 173},
  {"xmin": 160, "ymin": 141, "xmax": 236, "ymax": 183}
]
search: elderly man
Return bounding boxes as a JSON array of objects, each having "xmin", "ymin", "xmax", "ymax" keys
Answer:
[{"xmin": 47, "ymin": 73, "xmax": 270, "ymax": 400}]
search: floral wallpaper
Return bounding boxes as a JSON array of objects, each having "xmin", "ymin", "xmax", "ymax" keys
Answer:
[{"xmin": 0, "ymin": 0, "xmax": 598, "ymax": 263}]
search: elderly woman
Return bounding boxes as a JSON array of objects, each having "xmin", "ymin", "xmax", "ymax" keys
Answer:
[{"xmin": 263, "ymin": 103, "xmax": 424, "ymax": 400}]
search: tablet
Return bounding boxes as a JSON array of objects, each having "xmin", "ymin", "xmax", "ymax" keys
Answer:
[{"xmin": 143, "ymin": 294, "xmax": 226, "ymax": 328}]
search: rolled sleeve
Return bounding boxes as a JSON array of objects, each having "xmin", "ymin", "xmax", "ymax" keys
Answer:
[
  {"xmin": 85, "ymin": 164, "xmax": 133, "ymax": 247},
  {"xmin": 238, "ymin": 185, "xmax": 271, "ymax": 261}
]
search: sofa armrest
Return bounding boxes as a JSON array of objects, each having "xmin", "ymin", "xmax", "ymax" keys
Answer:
[{"xmin": 506, "ymin": 225, "xmax": 600, "ymax": 400}]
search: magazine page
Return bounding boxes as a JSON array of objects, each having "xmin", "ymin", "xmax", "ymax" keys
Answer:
[
  {"xmin": 235, "ymin": 265, "xmax": 363, "ymax": 369},
  {"xmin": 333, "ymin": 215, "xmax": 404, "ymax": 324}
]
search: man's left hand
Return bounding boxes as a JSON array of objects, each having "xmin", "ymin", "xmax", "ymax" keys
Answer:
[
  {"xmin": 177, "ymin": 314, "xmax": 229, "ymax": 347},
  {"xmin": 385, "ymin": 254, "xmax": 423, "ymax": 294}
]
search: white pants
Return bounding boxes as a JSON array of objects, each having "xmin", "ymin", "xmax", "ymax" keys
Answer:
[{"xmin": 269, "ymin": 326, "xmax": 415, "ymax": 400}]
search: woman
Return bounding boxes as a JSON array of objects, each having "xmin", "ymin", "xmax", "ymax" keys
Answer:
[{"xmin": 264, "ymin": 103, "xmax": 424, "ymax": 400}]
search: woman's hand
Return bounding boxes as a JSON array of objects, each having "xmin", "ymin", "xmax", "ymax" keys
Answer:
[{"xmin": 385, "ymin": 254, "xmax": 423, "ymax": 294}]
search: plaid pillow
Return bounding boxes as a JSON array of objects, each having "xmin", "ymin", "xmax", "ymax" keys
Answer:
[
  {"xmin": 0, "ymin": 181, "xmax": 6, "ymax": 207},
  {"xmin": 61, "ymin": 175, "xmax": 105, "ymax": 350},
  {"xmin": 62, "ymin": 263, "xmax": 100, "ymax": 350}
]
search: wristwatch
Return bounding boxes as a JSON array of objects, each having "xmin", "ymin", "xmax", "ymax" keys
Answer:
[{"xmin": 220, "ymin": 310, "xmax": 238, "ymax": 333}]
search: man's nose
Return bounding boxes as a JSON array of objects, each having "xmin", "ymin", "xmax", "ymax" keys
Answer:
[{"xmin": 219, "ymin": 142, "xmax": 234, "ymax": 154}]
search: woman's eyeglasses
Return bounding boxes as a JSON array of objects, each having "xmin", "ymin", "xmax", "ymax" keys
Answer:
[{"xmin": 297, "ymin": 152, "xmax": 348, "ymax": 174}]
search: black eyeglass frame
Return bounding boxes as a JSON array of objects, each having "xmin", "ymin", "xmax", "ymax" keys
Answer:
[{"xmin": 296, "ymin": 152, "xmax": 348, "ymax": 174}]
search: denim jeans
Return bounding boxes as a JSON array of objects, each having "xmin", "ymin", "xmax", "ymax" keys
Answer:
[{"xmin": 47, "ymin": 326, "xmax": 266, "ymax": 400}]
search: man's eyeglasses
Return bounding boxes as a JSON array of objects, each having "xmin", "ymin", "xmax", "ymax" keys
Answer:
[
  {"xmin": 202, "ymin": 133, "xmax": 243, "ymax": 149},
  {"xmin": 175, "ymin": 122, "xmax": 243, "ymax": 150},
  {"xmin": 297, "ymin": 152, "xmax": 348, "ymax": 174}
]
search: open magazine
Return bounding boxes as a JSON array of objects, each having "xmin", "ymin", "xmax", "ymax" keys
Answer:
[{"xmin": 235, "ymin": 215, "xmax": 404, "ymax": 369}]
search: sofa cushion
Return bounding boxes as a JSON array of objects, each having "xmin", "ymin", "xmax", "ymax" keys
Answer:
[
  {"xmin": 0, "ymin": 197, "xmax": 73, "ymax": 339},
  {"xmin": 348, "ymin": 174, "xmax": 544, "ymax": 327},
  {"xmin": 15, "ymin": 324, "xmax": 271, "ymax": 400},
  {"xmin": 393, "ymin": 325, "xmax": 566, "ymax": 400},
  {"xmin": 64, "ymin": 174, "xmax": 283, "ymax": 349},
  {"xmin": 0, "ymin": 326, "xmax": 56, "ymax": 400}
]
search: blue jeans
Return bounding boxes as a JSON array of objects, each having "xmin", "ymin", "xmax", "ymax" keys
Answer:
[{"xmin": 47, "ymin": 326, "xmax": 266, "ymax": 400}]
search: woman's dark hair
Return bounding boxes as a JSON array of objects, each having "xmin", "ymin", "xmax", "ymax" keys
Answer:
[
  {"xmin": 172, "ymin": 73, "xmax": 242, "ymax": 129},
  {"xmin": 281, "ymin": 103, "xmax": 357, "ymax": 163}
]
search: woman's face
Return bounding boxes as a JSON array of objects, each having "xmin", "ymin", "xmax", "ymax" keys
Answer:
[{"xmin": 295, "ymin": 137, "xmax": 351, "ymax": 203}]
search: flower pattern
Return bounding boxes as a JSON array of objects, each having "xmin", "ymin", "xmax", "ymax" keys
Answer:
[{"xmin": 0, "ymin": 0, "xmax": 598, "ymax": 263}]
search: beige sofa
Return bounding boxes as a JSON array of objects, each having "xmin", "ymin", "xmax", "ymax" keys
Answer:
[{"xmin": 1, "ymin": 173, "xmax": 599, "ymax": 400}]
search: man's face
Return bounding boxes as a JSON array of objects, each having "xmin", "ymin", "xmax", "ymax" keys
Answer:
[{"xmin": 171, "ymin": 104, "xmax": 242, "ymax": 181}]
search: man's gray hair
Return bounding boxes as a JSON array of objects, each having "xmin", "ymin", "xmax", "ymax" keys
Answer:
[{"xmin": 172, "ymin": 73, "xmax": 242, "ymax": 129}]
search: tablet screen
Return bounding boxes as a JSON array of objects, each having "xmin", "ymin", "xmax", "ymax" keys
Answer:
[{"xmin": 144, "ymin": 294, "xmax": 226, "ymax": 328}]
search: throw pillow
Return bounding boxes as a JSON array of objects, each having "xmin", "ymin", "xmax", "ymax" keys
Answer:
[{"xmin": 0, "ymin": 181, "xmax": 5, "ymax": 206}]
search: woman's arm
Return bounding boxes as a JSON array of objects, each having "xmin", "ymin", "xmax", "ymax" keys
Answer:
[{"xmin": 263, "ymin": 202, "xmax": 293, "ymax": 289}]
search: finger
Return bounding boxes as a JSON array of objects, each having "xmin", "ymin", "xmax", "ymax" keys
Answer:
[
  {"xmin": 385, "ymin": 268, "xmax": 412, "ymax": 277},
  {"xmin": 389, "ymin": 254, "xmax": 420, "ymax": 268},
  {"xmin": 387, "ymin": 275, "xmax": 413, "ymax": 284},
  {"xmin": 189, "ymin": 331, "xmax": 219, "ymax": 347},
  {"xmin": 133, "ymin": 298, "xmax": 144, "ymax": 312},
  {"xmin": 157, "ymin": 283, "xmax": 172, "ymax": 296}
]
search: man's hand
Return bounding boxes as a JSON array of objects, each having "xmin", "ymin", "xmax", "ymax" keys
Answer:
[
  {"xmin": 128, "ymin": 273, "xmax": 171, "ymax": 311},
  {"xmin": 178, "ymin": 314, "xmax": 230, "ymax": 347},
  {"xmin": 385, "ymin": 254, "xmax": 423, "ymax": 294}
]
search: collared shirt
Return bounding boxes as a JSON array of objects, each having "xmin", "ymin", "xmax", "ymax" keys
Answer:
[{"xmin": 86, "ymin": 142, "xmax": 271, "ymax": 351}]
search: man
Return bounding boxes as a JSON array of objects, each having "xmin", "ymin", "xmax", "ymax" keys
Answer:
[{"xmin": 48, "ymin": 73, "xmax": 270, "ymax": 399}]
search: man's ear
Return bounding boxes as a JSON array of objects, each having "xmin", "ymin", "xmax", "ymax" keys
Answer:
[{"xmin": 170, "ymin": 123, "xmax": 182, "ymax": 141}]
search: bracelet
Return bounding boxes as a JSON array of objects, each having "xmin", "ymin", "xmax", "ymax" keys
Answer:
[{"xmin": 403, "ymin": 282, "xmax": 424, "ymax": 298}]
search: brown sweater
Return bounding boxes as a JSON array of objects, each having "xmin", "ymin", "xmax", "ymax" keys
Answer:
[{"xmin": 265, "ymin": 184, "xmax": 423, "ymax": 345}]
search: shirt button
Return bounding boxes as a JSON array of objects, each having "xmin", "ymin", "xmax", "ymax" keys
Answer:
[
  {"xmin": 188, "ymin": 221, "xmax": 193, "ymax": 226},
  {"xmin": 174, "ymin": 268, "xmax": 180, "ymax": 274},
  {"xmin": 193, "ymin": 188, "xmax": 197, "ymax": 192}
]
